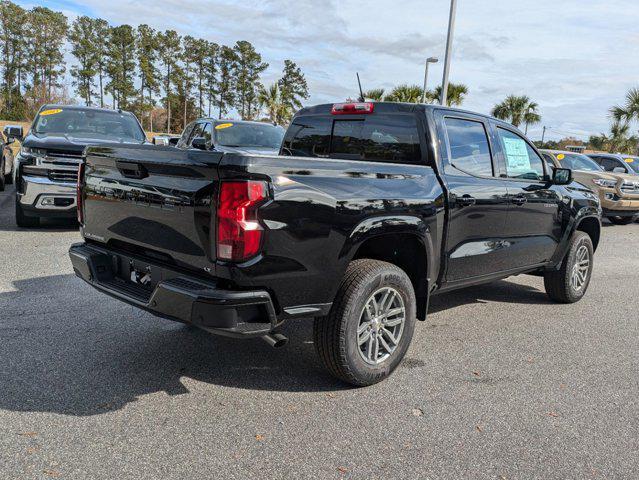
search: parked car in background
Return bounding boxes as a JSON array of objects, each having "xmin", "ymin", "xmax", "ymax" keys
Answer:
[
  {"xmin": 152, "ymin": 134, "xmax": 180, "ymax": 146},
  {"xmin": 541, "ymin": 149, "xmax": 639, "ymax": 225},
  {"xmin": 175, "ymin": 119, "xmax": 285, "ymax": 154},
  {"xmin": 13, "ymin": 105, "xmax": 147, "ymax": 227},
  {"xmin": 70, "ymin": 102, "xmax": 601, "ymax": 386},
  {"xmin": 1, "ymin": 125, "xmax": 18, "ymax": 191},
  {"xmin": 587, "ymin": 153, "xmax": 639, "ymax": 176}
]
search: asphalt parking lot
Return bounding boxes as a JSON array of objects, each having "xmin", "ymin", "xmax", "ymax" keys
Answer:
[{"xmin": 1, "ymin": 184, "xmax": 638, "ymax": 480}]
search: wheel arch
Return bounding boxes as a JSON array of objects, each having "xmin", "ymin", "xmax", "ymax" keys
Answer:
[
  {"xmin": 575, "ymin": 215, "xmax": 601, "ymax": 252},
  {"xmin": 343, "ymin": 215, "xmax": 435, "ymax": 320}
]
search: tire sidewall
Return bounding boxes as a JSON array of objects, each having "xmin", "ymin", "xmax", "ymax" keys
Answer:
[
  {"xmin": 341, "ymin": 266, "xmax": 416, "ymax": 384},
  {"xmin": 564, "ymin": 233, "xmax": 594, "ymax": 302}
]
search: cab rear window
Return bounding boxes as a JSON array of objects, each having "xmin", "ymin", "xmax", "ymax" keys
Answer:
[{"xmin": 281, "ymin": 114, "xmax": 423, "ymax": 164}]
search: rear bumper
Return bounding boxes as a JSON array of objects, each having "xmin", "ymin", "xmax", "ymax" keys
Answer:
[
  {"xmin": 68, "ymin": 243, "xmax": 281, "ymax": 338},
  {"xmin": 18, "ymin": 174, "xmax": 76, "ymax": 216}
]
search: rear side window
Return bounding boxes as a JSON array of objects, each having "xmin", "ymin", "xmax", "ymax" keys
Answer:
[
  {"xmin": 444, "ymin": 117, "xmax": 493, "ymax": 176},
  {"xmin": 281, "ymin": 114, "xmax": 423, "ymax": 164}
]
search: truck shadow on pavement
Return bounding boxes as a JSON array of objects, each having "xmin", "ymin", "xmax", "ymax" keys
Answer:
[{"xmin": 0, "ymin": 273, "xmax": 550, "ymax": 417}]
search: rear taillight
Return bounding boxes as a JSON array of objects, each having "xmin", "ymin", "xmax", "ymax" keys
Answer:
[
  {"xmin": 77, "ymin": 162, "xmax": 85, "ymax": 224},
  {"xmin": 216, "ymin": 180, "xmax": 268, "ymax": 262},
  {"xmin": 331, "ymin": 102, "xmax": 374, "ymax": 115}
]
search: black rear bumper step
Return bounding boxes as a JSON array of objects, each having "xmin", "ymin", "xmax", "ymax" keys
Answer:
[{"xmin": 69, "ymin": 242, "xmax": 281, "ymax": 338}]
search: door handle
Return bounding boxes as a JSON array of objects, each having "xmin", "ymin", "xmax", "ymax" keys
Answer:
[
  {"xmin": 512, "ymin": 195, "xmax": 528, "ymax": 206},
  {"xmin": 457, "ymin": 195, "xmax": 476, "ymax": 207}
]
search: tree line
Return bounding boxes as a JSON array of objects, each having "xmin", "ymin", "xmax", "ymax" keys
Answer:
[{"xmin": 0, "ymin": 1, "xmax": 309, "ymax": 132}]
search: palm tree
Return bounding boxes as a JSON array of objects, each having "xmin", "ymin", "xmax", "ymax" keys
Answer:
[
  {"xmin": 589, "ymin": 120, "xmax": 639, "ymax": 154},
  {"xmin": 611, "ymin": 87, "xmax": 639, "ymax": 124},
  {"xmin": 258, "ymin": 83, "xmax": 291, "ymax": 124},
  {"xmin": 362, "ymin": 89, "xmax": 385, "ymax": 101},
  {"xmin": 384, "ymin": 84, "xmax": 423, "ymax": 103},
  {"xmin": 523, "ymin": 101, "xmax": 541, "ymax": 134},
  {"xmin": 429, "ymin": 83, "xmax": 469, "ymax": 107},
  {"xmin": 492, "ymin": 95, "xmax": 541, "ymax": 130}
]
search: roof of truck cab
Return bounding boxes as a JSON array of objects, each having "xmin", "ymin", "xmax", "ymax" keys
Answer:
[{"xmin": 294, "ymin": 102, "xmax": 510, "ymax": 125}]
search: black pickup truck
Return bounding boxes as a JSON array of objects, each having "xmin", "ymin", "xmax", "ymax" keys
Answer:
[{"xmin": 69, "ymin": 102, "xmax": 601, "ymax": 386}]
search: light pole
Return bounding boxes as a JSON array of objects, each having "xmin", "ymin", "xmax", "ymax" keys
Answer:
[
  {"xmin": 440, "ymin": 0, "xmax": 458, "ymax": 106},
  {"xmin": 421, "ymin": 57, "xmax": 438, "ymax": 103}
]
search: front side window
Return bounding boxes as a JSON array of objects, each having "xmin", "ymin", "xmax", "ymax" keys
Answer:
[
  {"xmin": 444, "ymin": 117, "xmax": 493, "ymax": 177},
  {"xmin": 497, "ymin": 128, "xmax": 544, "ymax": 180}
]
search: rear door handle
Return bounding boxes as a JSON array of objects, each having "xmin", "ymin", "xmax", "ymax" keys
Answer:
[
  {"xmin": 512, "ymin": 195, "xmax": 528, "ymax": 206},
  {"xmin": 457, "ymin": 195, "xmax": 476, "ymax": 207}
]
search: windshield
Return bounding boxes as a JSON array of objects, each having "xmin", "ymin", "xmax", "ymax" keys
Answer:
[
  {"xmin": 32, "ymin": 108, "xmax": 145, "ymax": 142},
  {"xmin": 557, "ymin": 153, "xmax": 603, "ymax": 172},
  {"xmin": 214, "ymin": 122, "xmax": 284, "ymax": 148},
  {"xmin": 622, "ymin": 156, "xmax": 639, "ymax": 173}
]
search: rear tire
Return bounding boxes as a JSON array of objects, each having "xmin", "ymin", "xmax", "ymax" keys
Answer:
[
  {"xmin": 15, "ymin": 197, "xmax": 40, "ymax": 228},
  {"xmin": 0, "ymin": 158, "xmax": 5, "ymax": 191},
  {"xmin": 313, "ymin": 259, "xmax": 417, "ymax": 387},
  {"xmin": 544, "ymin": 231, "xmax": 593, "ymax": 303},
  {"xmin": 608, "ymin": 215, "xmax": 635, "ymax": 225}
]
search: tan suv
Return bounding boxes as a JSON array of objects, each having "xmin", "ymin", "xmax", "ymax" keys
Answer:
[{"xmin": 541, "ymin": 149, "xmax": 639, "ymax": 225}]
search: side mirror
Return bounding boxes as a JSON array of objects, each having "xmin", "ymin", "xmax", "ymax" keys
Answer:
[
  {"xmin": 168, "ymin": 137, "xmax": 179, "ymax": 146},
  {"xmin": 613, "ymin": 166, "xmax": 626, "ymax": 173},
  {"xmin": 3, "ymin": 125, "xmax": 23, "ymax": 143},
  {"xmin": 191, "ymin": 137, "xmax": 208, "ymax": 151},
  {"xmin": 553, "ymin": 167, "xmax": 572, "ymax": 186}
]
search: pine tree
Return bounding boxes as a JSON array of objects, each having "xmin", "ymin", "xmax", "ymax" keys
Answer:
[
  {"xmin": 157, "ymin": 30, "xmax": 181, "ymax": 132},
  {"xmin": 233, "ymin": 40, "xmax": 268, "ymax": 120},
  {"xmin": 105, "ymin": 24, "xmax": 136, "ymax": 109},
  {"xmin": 69, "ymin": 16, "xmax": 99, "ymax": 105},
  {"xmin": 216, "ymin": 45, "xmax": 238, "ymax": 119},
  {"xmin": 136, "ymin": 24, "xmax": 160, "ymax": 128},
  {"xmin": 0, "ymin": 0, "xmax": 28, "ymax": 118},
  {"xmin": 204, "ymin": 42, "xmax": 219, "ymax": 117},
  {"xmin": 25, "ymin": 6, "xmax": 68, "ymax": 102},
  {"xmin": 278, "ymin": 60, "xmax": 308, "ymax": 115},
  {"xmin": 93, "ymin": 18, "xmax": 109, "ymax": 108}
]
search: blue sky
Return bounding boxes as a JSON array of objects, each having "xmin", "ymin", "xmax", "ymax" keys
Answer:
[{"xmin": 21, "ymin": 0, "xmax": 639, "ymax": 141}]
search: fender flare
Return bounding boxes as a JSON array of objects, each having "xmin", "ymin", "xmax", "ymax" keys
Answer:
[{"xmin": 339, "ymin": 214, "xmax": 437, "ymax": 319}]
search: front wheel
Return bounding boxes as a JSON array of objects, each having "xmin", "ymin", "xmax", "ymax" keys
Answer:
[
  {"xmin": 608, "ymin": 216, "xmax": 635, "ymax": 225},
  {"xmin": 313, "ymin": 259, "xmax": 417, "ymax": 387},
  {"xmin": 15, "ymin": 197, "xmax": 40, "ymax": 228},
  {"xmin": 544, "ymin": 231, "xmax": 594, "ymax": 303}
]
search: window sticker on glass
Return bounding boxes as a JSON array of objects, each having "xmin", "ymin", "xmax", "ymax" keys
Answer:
[
  {"xmin": 502, "ymin": 136, "xmax": 531, "ymax": 174},
  {"xmin": 40, "ymin": 108, "xmax": 63, "ymax": 116}
]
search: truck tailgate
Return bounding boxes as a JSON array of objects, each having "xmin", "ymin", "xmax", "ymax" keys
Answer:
[{"xmin": 81, "ymin": 144, "xmax": 224, "ymax": 274}]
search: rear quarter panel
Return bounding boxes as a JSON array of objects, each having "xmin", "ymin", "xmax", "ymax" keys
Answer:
[{"xmin": 216, "ymin": 154, "xmax": 446, "ymax": 314}]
